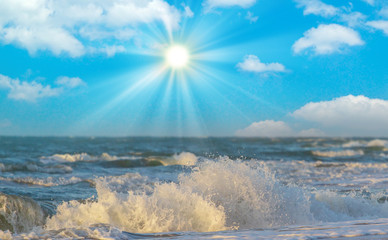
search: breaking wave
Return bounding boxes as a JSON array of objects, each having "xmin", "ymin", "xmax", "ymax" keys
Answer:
[
  {"xmin": 44, "ymin": 157, "xmax": 388, "ymax": 234},
  {"xmin": 160, "ymin": 152, "xmax": 198, "ymax": 166},
  {"xmin": 2, "ymin": 156, "xmax": 388, "ymax": 237}
]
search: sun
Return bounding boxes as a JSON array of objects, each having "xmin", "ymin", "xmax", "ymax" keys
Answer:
[{"xmin": 165, "ymin": 45, "xmax": 190, "ymax": 68}]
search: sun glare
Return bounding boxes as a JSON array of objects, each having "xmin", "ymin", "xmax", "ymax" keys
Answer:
[{"xmin": 166, "ymin": 45, "xmax": 190, "ymax": 68}]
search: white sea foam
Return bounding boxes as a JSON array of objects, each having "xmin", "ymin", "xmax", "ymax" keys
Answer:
[
  {"xmin": 98, "ymin": 173, "xmax": 154, "ymax": 194},
  {"xmin": 2, "ymin": 158, "xmax": 388, "ymax": 238},
  {"xmin": 5, "ymin": 219, "xmax": 388, "ymax": 239},
  {"xmin": 180, "ymin": 158, "xmax": 314, "ymax": 228},
  {"xmin": 0, "ymin": 230, "xmax": 12, "ymax": 240},
  {"xmin": 262, "ymin": 159, "xmax": 388, "ymax": 189},
  {"xmin": 40, "ymin": 152, "xmax": 120, "ymax": 163},
  {"xmin": 312, "ymin": 150, "xmax": 364, "ymax": 157},
  {"xmin": 311, "ymin": 191, "xmax": 388, "ymax": 222},
  {"xmin": 161, "ymin": 152, "xmax": 198, "ymax": 166},
  {"xmin": 44, "ymin": 158, "xmax": 388, "ymax": 234},
  {"xmin": 45, "ymin": 177, "xmax": 227, "ymax": 233},
  {"xmin": 173, "ymin": 152, "xmax": 198, "ymax": 166},
  {"xmin": 367, "ymin": 139, "xmax": 388, "ymax": 147},
  {"xmin": 45, "ymin": 158, "xmax": 314, "ymax": 233},
  {"xmin": 0, "ymin": 225, "xmax": 130, "ymax": 240},
  {"xmin": 342, "ymin": 140, "xmax": 366, "ymax": 148}
]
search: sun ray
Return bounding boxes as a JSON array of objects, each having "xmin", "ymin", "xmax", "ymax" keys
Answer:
[
  {"xmin": 68, "ymin": 9, "xmax": 290, "ymax": 136},
  {"xmin": 179, "ymin": 71, "xmax": 210, "ymax": 137},
  {"xmin": 189, "ymin": 62, "xmax": 288, "ymax": 115}
]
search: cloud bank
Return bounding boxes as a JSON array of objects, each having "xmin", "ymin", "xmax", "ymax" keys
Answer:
[
  {"xmin": 0, "ymin": 74, "xmax": 85, "ymax": 102},
  {"xmin": 0, "ymin": 0, "xmax": 182, "ymax": 57},
  {"xmin": 236, "ymin": 120, "xmax": 325, "ymax": 137},
  {"xmin": 236, "ymin": 120, "xmax": 294, "ymax": 137},
  {"xmin": 293, "ymin": 95, "xmax": 388, "ymax": 136},
  {"xmin": 236, "ymin": 95, "xmax": 388, "ymax": 137}
]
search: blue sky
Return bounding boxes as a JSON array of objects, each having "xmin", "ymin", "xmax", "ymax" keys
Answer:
[{"xmin": 0, "ymin": 0, "xmax": 387, "ymax": 137}]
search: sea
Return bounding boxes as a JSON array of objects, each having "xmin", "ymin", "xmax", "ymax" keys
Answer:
[{"xmin": 1, "ymin": 137, "xmax": 388, "ymax": 239}]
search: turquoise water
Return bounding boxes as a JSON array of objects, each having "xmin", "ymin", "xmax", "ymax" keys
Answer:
[{"xmin": 1, "ymin": 137, "xmax": 388, "ymax": 239}]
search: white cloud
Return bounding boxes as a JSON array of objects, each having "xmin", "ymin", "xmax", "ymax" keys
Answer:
[
  {"xmin": 246, "ymin": 11, "xmax": 259, "ymax": 23},
  {"xmin": 367, "ymin": 20, "xmax": 388, "ymax": 35},
  {"xmin": 293, "ymin": 24, "xmax": 364, "ymax": 55},
  {"xmin": 295, "ymin": 0, "xmax": 339, "ymax": 17},
  {"xmin": 56, "ymin": 77, "xmax": 86, "ymax": 88},
  {"xmin": 340, "ymin": 12, "xmax": 366, "ymax": 27},
  {"xmin": 204, "ymin": 0, "xmax": 256, "ymax": 10},
  {"xmin": 292, "ymin": 95, "xmax": 388, "ymax": 136},
  {"xmin": 0, "ymin": 74, "xmax": 60, "ymax": 101},
  {"xmin": 236, "ymin": 120, "xmax": 326, "ymax": 137},
  {"xmin": 237, "ymin": 55, "xmax": 286, "ymax": 73},
  {"xmin": 237, "ymin": 95, "xmax": 388, "ymax": 137},
  {"xmin": 0, "ymin": 74, "xmax": 84, "ymax": 102},
  {"xmin": 236, "ymin": 120, "xmax": 294, "ymax": 137},
  {"xmin": 0, "ymin": 0, "xmax": 182, "ymax": 57},
  {"xmin": 183, "ymin": 5, "xmax": 194, "ymax": 18},
  {"xmin": 104, "ymin": 1, "xmax": 181, "ymax": 31},
  {"xmin": 1, "ymin": 26, "xmax": 85, "ymax": 57}
]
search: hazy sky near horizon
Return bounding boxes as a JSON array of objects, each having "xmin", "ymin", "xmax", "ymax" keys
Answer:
[{"xmin": 0, "ymin": 0, "xmax": 387, "ymax": 137}]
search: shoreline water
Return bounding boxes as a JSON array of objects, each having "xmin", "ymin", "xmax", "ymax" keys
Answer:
[{"xmin": 1, "ymin": 137, "xmax": 388, "ymax": 239}]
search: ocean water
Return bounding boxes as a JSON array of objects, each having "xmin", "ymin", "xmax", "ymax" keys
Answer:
[{"xmin": 1, "ymin": 137, "xmax": 388, "ymax": 239}]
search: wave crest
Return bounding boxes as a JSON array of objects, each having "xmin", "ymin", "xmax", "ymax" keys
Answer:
[
  {"xmin": 40, "ymin": 153, "xmax": 119, "ymax": 163},
  {"xmin": 45, "ymin": 158, "xmax": 314, "ymax": 233},
  {"xmin": 312, "ymin": 150, "xmax": 364, "ymax": 157}
]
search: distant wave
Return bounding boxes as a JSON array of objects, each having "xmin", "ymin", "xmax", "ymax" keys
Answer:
[
  {"xmin": 0, "ymin": 176, "xmax": 84, "ymax": 187},
  {"xmin": 40, "ymin": 152, "xmax": 198, "ymax": 167},
  {"xmin": 0, "ymin": 163, "xmax": 72, "ymax": 174},
  {"xmin": 343, "ymin": 139, "xmax": 388, "ymax": 148},
  {"xmin": 40, "ymin": 153, "xmax": 126, "ymax": 163},
  {"xmin": 312, "ymin": 150, "xmax": 364, "ymax": 157}
]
